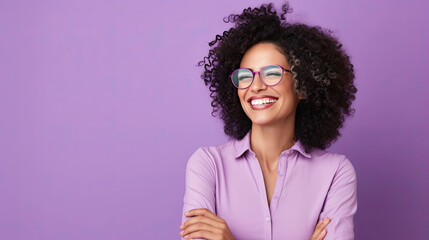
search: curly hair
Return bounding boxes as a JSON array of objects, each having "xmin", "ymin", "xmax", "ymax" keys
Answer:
[{"xmin": 198, "ymin": 2, "xmax": 357, "ymax": 153}]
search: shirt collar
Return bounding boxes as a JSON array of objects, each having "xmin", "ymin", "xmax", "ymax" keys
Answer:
[
  {"xmin": 290, "ymin": 139, "xmax": 312, "ymax": 158},
  {"xmin": 233, "ymin": 131, "xmax": 312, "ymax": 159},
  {"xmin": 233, "ymin": 131, "xmax": 252, "ymax": 158}
]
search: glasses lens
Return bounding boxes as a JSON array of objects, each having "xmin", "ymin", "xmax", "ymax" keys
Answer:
[
  {"xmin": 261, "ymin": 65, "xmax": 283, "ymax": 85},
  {"xmin": 232, "ymin": 69, "xmax": 253, "ymax": 88}
]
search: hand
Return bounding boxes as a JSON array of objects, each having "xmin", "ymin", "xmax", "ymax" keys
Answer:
[
  {"xmin": 310, "ymin": 217, "xmax": 331, "ymax": 240},
  {"xmin": 179, "ymin": 208, "xmax": 235, "ymax": 240}
]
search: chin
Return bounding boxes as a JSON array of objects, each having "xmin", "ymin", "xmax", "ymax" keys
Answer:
[{"xmin": 249, "ymin": 116, "xmax": 279, "ymax": 126}]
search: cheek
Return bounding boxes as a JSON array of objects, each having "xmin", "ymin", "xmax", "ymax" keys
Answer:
[
  {"xmin": 279, "ymin": 82, "xmax": 296, "ymax": 98},
  {"xmin": 237, "ymin": 90, "xmax": 246, "ymax": 103}
]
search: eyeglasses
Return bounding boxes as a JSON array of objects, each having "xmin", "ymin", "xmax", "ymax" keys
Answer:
[{"xmin": 230, "ymin": 64, "xmax": 292, "ymax": 89}]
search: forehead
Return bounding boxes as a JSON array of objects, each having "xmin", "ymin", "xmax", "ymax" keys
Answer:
[{"xmin": 240, "ymin": 43, "xmax": 289, "ymax": 70}]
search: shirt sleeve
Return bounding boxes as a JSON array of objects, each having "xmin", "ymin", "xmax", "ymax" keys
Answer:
[
  {"xmin": 319, "ymin": 156, "xmax": 358, "ymax": 240},
  {"xmin": 181, "ymin": 148, "xmax": 217, "ymax": 240}
]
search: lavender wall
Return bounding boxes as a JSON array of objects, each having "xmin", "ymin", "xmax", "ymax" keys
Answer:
[{"xmin": 1, "ymin": 0, "xmax": 428, "ymax": 239}]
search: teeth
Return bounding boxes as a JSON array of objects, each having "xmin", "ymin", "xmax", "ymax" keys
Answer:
[{"xmin": 251, "ymin": 98, "xmax": 277, "ymax": 106}]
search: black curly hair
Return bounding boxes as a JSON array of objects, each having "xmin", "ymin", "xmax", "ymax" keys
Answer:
[{"xmin": 198, "ymin": 2, "xmax": 357, "ymax": 153}]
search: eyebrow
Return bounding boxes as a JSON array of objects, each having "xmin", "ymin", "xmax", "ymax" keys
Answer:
[{"xmin": 240, "ymin": 65, "xmax": 285, "ymax": 71}]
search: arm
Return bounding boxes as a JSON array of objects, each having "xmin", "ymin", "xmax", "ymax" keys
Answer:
[
  {"xmin": 181, "ymin": 148, "xmax": 216, "ymax": 239},
  {"xmin": 319, "ymin": 156, "xmax": 358, "ymax": 240}
]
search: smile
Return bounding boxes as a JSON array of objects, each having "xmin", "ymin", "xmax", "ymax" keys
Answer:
[
  {"xmin": 247, "ymin": 96, "xmax": 278, "ymax": 110},
  {"xmin": 250, "ymin": 98, "xmax": 277, "ymax": 106}
]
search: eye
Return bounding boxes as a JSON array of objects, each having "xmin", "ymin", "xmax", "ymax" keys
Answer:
[
  {"xmin": 265, "ymin": 72, "xmax": 281, "ymax": 76},
  {"xmin": 238, "ymin": 74, "xmax": 253, "ymax": 81}
]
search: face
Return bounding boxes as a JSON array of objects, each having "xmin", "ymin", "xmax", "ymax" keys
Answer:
[{"xmin": 237, "ymin": 42, "xmax": 301, "ymax": 126}]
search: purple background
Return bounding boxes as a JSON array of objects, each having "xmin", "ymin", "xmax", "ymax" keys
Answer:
[{"xmin": 1, "ymin": 0, "xmax": 428, "ymax": 239}]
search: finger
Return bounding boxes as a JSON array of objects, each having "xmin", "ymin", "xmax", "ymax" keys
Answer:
[
  {"xmin": 181, "ymin": 215, "xmax": 224, "ymax": 234},
  {"xmin": 321, "ymin": 217, "xmax": 331, "ymax": 227},
  {"xmin": 315, "ymin": 219, "xmax": 323, "ymax": 229},
  {"xmin": 184, "ymin": 208, "xmax": 224, "ymax": 223},
  {"xmin": 180, "ymin": 220, "xmax": 222, "ymax": 238},
  {"xmin": 316, "ymin": 228, "xmax": 327, "ymax": 240},
  {"xmin": 183, "ymin": 229, "xmax": 217, "ymax": 240},
  {"xmin": 315, "ymin": 217, "xmax": 331, "ymax": 230},
  {"xmin": 312, "ymin": 218, "xmax": 331, "ymax": 237}
]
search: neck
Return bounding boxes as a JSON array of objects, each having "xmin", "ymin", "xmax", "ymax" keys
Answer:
[{"xmin": 250, "ymin": 118, "xmax": 296, "ymax": 170}]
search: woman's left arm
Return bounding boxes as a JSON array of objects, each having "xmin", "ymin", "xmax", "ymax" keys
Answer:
[{"xmin": 319, "ymin": 156, "xmax": 358, "ymax": 240}]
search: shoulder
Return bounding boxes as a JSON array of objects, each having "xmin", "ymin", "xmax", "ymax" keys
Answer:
[
  {"xmin": 310, "ymin": 148, "xmax": 357, "ymax": 180},
  {"xmin": 187, "ymin": 139, "xmax": 237, "ymax": 171}
]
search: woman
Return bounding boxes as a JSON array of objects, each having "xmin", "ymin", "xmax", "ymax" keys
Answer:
[{"xmin": 180, "ymin": 3, "xmax": 357, "ymax": 240}]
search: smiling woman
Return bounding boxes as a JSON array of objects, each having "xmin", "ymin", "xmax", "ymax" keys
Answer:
[
  {"xmin": 180, "ymin": 2, "xmax": 357, "ymax": 240},
  {"xmin": 237, "ymin": 43, "xmax": 299, "ymax": 129}
]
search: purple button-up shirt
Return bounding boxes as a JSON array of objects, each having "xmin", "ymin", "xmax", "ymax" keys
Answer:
[{"xmin": 181, "ymin": 131, "xmax": 357, "ymax": 240}]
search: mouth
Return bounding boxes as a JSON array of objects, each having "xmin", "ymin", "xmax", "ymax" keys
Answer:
[{"xmin": 247, "ymin": 96, "xmax": 278, "ymax": 109}]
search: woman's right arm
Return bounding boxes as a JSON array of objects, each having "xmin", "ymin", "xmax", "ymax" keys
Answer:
[{"xmin": 181, "ymin": 148, "xmax": 217, "ymax": 239}]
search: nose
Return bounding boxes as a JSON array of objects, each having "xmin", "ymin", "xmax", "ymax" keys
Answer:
[{"xmin": 250, "ymin": 72, "xmax": 267, "ymax": 92}]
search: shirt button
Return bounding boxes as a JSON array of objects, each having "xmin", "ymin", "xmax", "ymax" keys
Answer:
[{"xmin": 265, "ymin": 217, "xmax": 271, "ymax": 222}]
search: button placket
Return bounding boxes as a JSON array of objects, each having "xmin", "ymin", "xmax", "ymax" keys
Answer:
[
  {"xmin": 249, "ymin": 152, "xmax": 272, "ymax": 225},
  {"xmin": 273, "ymin": 158, "xmax": 284, "ymax": 200},
  {"xmin": 278, "ymin": 155, "xmax": 285, "ymax": 176},
  {"xmin": 271, "ymin": 154, "xmax": 288, "ymax": 215}
]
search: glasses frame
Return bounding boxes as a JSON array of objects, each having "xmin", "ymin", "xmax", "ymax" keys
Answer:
[{"xmin": 230, "ymin": 64, "xmax": 292, "ymax": 89}]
